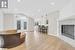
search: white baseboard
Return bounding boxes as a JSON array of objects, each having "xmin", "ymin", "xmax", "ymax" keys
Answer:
[{"xmin": 48, "ymin": 33, "xmax": 58, "ymax": 37}]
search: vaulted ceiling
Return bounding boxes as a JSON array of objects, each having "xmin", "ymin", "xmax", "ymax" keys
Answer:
[{"xmin": 8, "ymin": 0, "xmax": 71, "ymax": 17}]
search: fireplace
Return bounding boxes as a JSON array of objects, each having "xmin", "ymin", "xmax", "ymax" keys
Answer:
[
  {"xmin": 61, "ymin": 25, "xmax": 75, "ymax": 39},
  {"xmin": 58, "ymin": 18, "xmax": 75, "ymax": 47}
]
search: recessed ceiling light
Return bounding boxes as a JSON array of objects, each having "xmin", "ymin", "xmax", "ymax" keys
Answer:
[
  {"xmin": 50, "ymin": 2, "xmax": 55, "ymax": 5},
  {"xmin": 17, "ymin": 0, "xmax": 21, "ymax": 2},
  {"xmin": 38, "ymin": 9, "xmax": 41, "ymax": 12}
]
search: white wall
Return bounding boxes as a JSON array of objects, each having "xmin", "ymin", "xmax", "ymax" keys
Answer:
[
  {"xmin": 59, "ymin": 0, "xmax": 75, "ymax": 20},
  {"xmin": 48, "ymin": 11, "xmax": 59, "ymax": 36},
  {"xmin": 3, "ymin": 13, "xmax": 16, "ymax": 30},
  {"xmin": 0, "ymin": 11, "xmax": 3, "ymax": 31},
  {"xmin": 28, "ymin": 17, "xmax": 34, "ymax": 31},
  {"xmin": 0, "ymin": 12, "xmax": 34, "ymax": 32}
]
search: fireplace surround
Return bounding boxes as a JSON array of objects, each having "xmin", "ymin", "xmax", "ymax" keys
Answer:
[{"xmin": 58, "ymin": 18, "xmax": 75, "ymax": 47}]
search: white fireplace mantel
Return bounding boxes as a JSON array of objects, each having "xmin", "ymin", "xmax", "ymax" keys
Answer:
[{"xmin": 57, "ymin": 16, "xmax": 75, "ymax": 47}]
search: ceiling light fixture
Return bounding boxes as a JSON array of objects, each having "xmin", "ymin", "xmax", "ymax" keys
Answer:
[
  {"xmin": 50, "ymin": 2, "xmax": 55, "ymax": 5},
  {"xmin": 17, "ymin": 0, "xmax": 21, "ymax": 2},
  {"xmin": 38, "ymin": 9, "xmax": 41, "ymax": 12}
]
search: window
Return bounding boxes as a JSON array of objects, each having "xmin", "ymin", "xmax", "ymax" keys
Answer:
[
  {"xmin": 24, "ymin": 22, "xmax": 27, "ymax": 29},
  {"xmin": 17, "ymin": 20, "xmax": 21, "ymax": 30},
  {"xmin": 46, "ymin": 20, "xmax": 48, "ymax": 24},
  {"xmin": 0, "ymin": 0, "xmax": 8, "ymax": 8}
]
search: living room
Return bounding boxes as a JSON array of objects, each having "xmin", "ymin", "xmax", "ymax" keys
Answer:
[{"xmin": 0, "ymin": 0, "xmax": 75, "ymax": 50}]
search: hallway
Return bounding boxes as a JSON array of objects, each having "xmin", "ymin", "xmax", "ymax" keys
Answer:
[{"xmin": 5, "ymin": 31, "xmax": 75, "ymax": 50}]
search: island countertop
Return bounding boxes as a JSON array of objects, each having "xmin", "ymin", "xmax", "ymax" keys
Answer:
[
  {"xmin": 0, "ymin": 30, "xmax": 17, "ymax": 34},
  {"xmin": 0, "ymin": 30, "xmax": 26, "ymax": 48}
]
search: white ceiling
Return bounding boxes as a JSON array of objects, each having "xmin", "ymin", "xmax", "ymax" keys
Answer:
[{"xmin": 8, "ymin": 0, "xmax": 71, "ymax": 17}]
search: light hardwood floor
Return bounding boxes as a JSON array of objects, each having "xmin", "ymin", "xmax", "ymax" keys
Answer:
[{"xmin": 4, "ymin": 31, "xmax": 75, "ymax": 50}]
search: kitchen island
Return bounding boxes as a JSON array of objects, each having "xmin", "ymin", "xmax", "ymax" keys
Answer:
[{"xmin": 0, "ymin": 30, "xmax": 25, "ymax": 48}]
